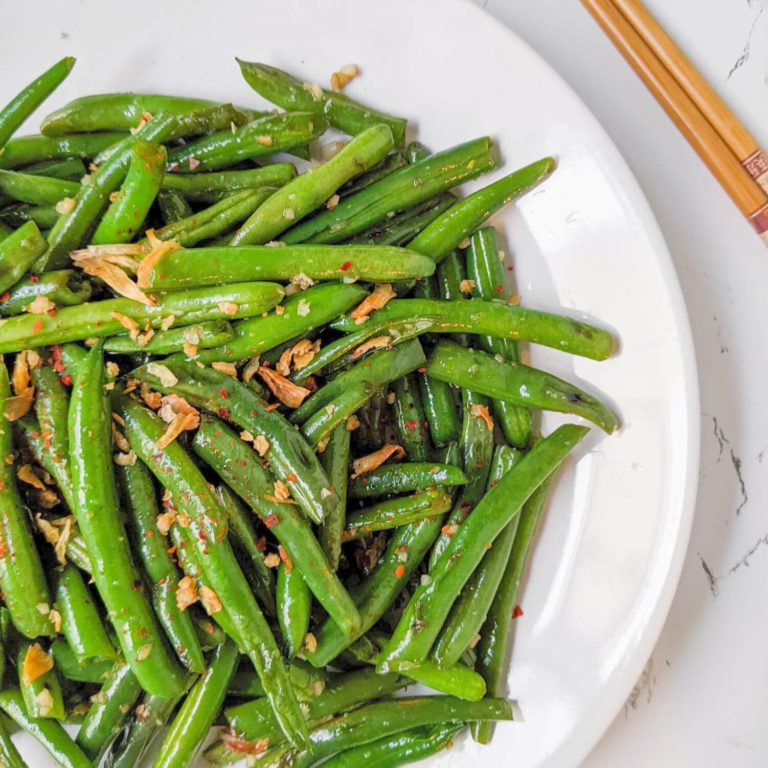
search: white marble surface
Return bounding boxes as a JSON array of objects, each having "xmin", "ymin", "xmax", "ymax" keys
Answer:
[{"xmin": 474, "ymin": 0, "xmax": 768, "ymax": 765}]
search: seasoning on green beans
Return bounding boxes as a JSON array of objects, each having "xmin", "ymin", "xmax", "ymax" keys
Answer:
[
  {"xmin": 17, "ymin": 642, "xmax": 65, "ymax": 719},
  {"xmin": 349, "ymin": 462, "xmax": 467, "ymax": 498},
  {"xmin": 161, "ymin": 163, "xmax": 296, "ymax": 201},
  {"xmin": 0, "ymin": 269, "xmax": 91, "ymax": 317},
  {"xmin": 0, "ymin": 221, "xmax": 47, "ymax": 294}
]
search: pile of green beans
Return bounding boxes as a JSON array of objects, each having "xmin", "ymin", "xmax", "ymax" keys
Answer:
[{"xmin": 0, "ymin": 55, "xmax": 620, "ymax": 767}]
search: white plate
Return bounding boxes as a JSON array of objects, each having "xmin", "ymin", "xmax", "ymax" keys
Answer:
[{"xmin": 2, "ymin": 1, "xmax": 699, "ymax": 766}]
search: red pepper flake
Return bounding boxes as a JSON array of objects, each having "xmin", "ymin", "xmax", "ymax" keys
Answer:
[
  {"xmin": 404, "ymin": 419, "xmax": 419, "ymax": 430},
  {"xmin": 265, "ymin": 403, "xmax": 280, "ymax": 412},
  {"xmin": 417, "ymin": 366, "xmax": 427, "ymax": 374},
  {"xmin": 198, "ymin": 531, "xmax": 207, "ymax": 541},
  {"xmin": 0, "ymin": 481, "xmax": 4, "ymax": 491},
  {"xmin": 255, "ymin": 536, "xmax": 266, "ymax": 552},
  {"xmin": 32, "ymin": 320, "xmax": 44, "ymax": 334},
  {"xmin": 304, "ymin": 376, "xmax": 317, "ymax": 391},
  {"xmin": 394, "ymin": 564, "xmax": 406, "ymax": 578},
  {"xmin": 264, "ymin": 514, "xmax": 279, "ymax": 529},
  {"xmin": 43, "ymin": 439, "xmax": 51, "ymax": 449},
  {"xmin": 47, "ymin": 308, "xmax": 57, "ymax": 317},
  {"xmin": 29, "ymin": 275, "xmax": 39, "ymax": 284},
  {"xmin": 285, "ymin": 474, "xmax": 297, "ymax": 483},
  {"xmin": 50, "ymin": 345, "xmax": 64, "ymax": 373},
  {"xmin": 217, "ymin": 407, "xmax": 230, "ymax": 420},
  {"xmin": 145, "ymin": 530, "xmax": 154, "ymax": 539},
  {"xmin": 512, "ymin": 605, "xmax": 524, "ymax": 619},
  {"xmin": 0, "ymin": 292, "xmax": 9, "ymax": 303},
  {"xmin": 61, "ymin": 375, "xmax": 72, "ymax": 386},
  {"xmin": 278, "ymin": 545, "xmax": 293, "ymax": 573},
  {"xmin": 494, "ymin": 284, "xmax": 504, "ymax": 294},
  {"xmin": 218, "ymin": 388, "xmax": 229, "ymax": 399},
  {"xmin": 167, "ymin": 546, "xmax": 177, "ymax": 556},
  {"xmin": 339, "ymin": 261, "xmax": 353, "ymax": 272}
]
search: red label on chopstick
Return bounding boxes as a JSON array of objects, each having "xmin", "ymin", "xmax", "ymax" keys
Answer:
[
  {"xmin": 743, "ymin": 150, "xmax": 768, "ymax": 196},
  {"xmin": 748, "ymin": 201, "xmax": 768, "ymax": 243}
]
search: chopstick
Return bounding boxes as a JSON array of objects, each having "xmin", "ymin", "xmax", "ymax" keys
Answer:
[
  {"xmin": 611, "ymin": 0, "xmax": 768, "ymax": 194},
  {"xmin": 582, "ymin": 0, "xmax": 768, "ymax": 245}
]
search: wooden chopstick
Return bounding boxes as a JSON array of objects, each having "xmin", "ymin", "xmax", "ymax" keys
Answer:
[
  {"xmin": 582, "ymin": 0, "xmax": 768, "ymax": 244},
  {"xmin": 611, "ymin": 0, "xmax": 768, "ymax": 194}
]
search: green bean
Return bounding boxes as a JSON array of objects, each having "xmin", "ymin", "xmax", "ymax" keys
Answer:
[
  {"xmin": 104, "ymin": 686, "xmax": 189, "ymax": 768},
  {"xmin": 323, "ymin": 722, "xmax": 463, "ymax": 768},
  {"xmin": 68, "ymin": 345, "xmax": 186, "ymax": 695},
  {"xmin": 257, "ymin": 696, "xmax": 512, "ymax": 768},
  {"xmin": 0, "ymin": 270, "xmax": 91, "ymax": 316},
  {"xmin": 41, "ymin": 93, "xmax": 258, "ymax": 135},
  {"xmin": 427, "ymin": 339, "xmax": 618, "ymax": 432},
  {"xmin": 0, "ymin": 362, "xmax": 54, "ymax": 638},
  {"xmin": 0, "ymin": 202, "xmax": 58, "ymax": 230},
  {"xmin": 191, "ymin": 418, "xmax": 359, "ymax": 636},
  {"xmin": 417, "ymin": 365, "xmax": 459, "ymax": 448},
  {"xmin": 0, "ymin": 221, "xmax": 47, "ymax": 294},
  {"xmin": 50, "ymin": 638, "xmax": 111, "ymax": 683},
  {"xmin": 0, "ymin": 713, "xmax": 26, "ymax": 768},
  {"xmin": 142, "ymin": 243, "xmax": 436, "ymax": 291},
  {"xmin": 21, "ymin": 158, "xmax": 86, "ymax": 181},
  {"xmin": 104, "ymin": 318, "xmax": 233, "ymax": 356},
  {"xmin": 232, "ymin": 125, "xmax": 394, "ymax": 245},
  {"xmin": 161, "ymin": 163, "xmax": 296, "ymax": 201},
  {"xmin": 307, "ymin": 516, "xmax": 444, "ymax": 668},
  {"xmin": 377, "ymin": 424, "xmax": 588, "ymax": 671},
  {"xmin": 167, "ymin": 111, "xmax": 327, "ymax": 172},
  {"xmin": 55, "ymin": 565, "xmax": 117, "ymax": 664},
  {"xmin": 117, "ymin": 396, "xmax": 309, "ymax": 747},
  {"xmin": 0, "ymin": 689, "xmax": 91, "ymax": 768},
  {"xmin": 157, "ymin": 189, "xmax": 192, "ymax": 224},
  {"xmin": 0, "ymin": 133, "xmax": 124, "ymax": 170},
  {"xmin": 0, "ymin": 281, "xmax": 284, "ymax": 352},
  {"xmin": 466, "ymin": 228, "xmax": 533, "ymax": 447},
  {"xmin": 153, "ymin": 639, "xmax": 238, "ymax": 768},
  {"xmin": 76, "ymin": 662, "xmax": 142, "ymax": 761},
  {"xmin": 406, "ymin": 142, "xmax": 430, "ymax": 163},
  {"xmin": 332, "ymin": 297, "xmax": 616, "ymax": 361},
  {"xmin": 349, "ymin": 462, "xmax": 467, "ymax": 498},
  {"xmin": 0, "ymin": 170, "xmax": 78, "ymax": 206},
  {"xmin": 0, "ymin": 222, "xmax": 11, "ymax": 242},
  {"xmin": 429, "ymin": 388, "xmax": 495, "ymax": 569},
  {"xmin": 472, "ymin": 471, "xmax": 556, "ymax": 743},
  {"xmin": 432, "ymin": 446, "xmax": 522, "ymax": 667},
  {"xmin": 389, "ymin": 373, "xmax": 431, "ymax": 461},
  {"xmin": 187, "ymin": 282, "xmax": 366, "ymax": 364},
  {"xmin": 319, "ymin": 422, "xmax": 350, "ymax": 569},
  {"xmin": 299, "ymin": 383, "xmax": 371, "ymax": 448},
  {"xmin": 292, "ymin": 338, "xmax": 425, "ymax": 424},
  {"xmin": 343, "ymin": 488, "xmax": 452, "ymax": 541},
  {"xmin": 152, "ymin": 187, "xmax": 274, "ymax": 246},
  {"xmin": 388, "ymin": 657, "xmax": 485, "ymax": 700},
  {"xmin": 238, "ymin": 60, "xmax": 407, "ymax": 146},
  {"xmin": 0, "ymin": 58, "xmax": 75, "ymax": 150},
  {"xmin": 435, "ymin": 250, "xmax": 469, "ymax": 341},
  {"xmin": 407, "ymin": 158, "xmax": 555, "ymax": 263},
  {"xmin": 283, "ymin": 138, "xmax": 495, "ymax": 244},
  {"xmin": 338, "ymin": 151, "xmax": 408, "ymax": 198},
  {"xmin": 17, "ymin": 642, "xmax": 65, "ymax": 719},
  {"xmin": 117, "ymin": 460, "xmax": 206, "ymax": 673},
  {"xmin": 276, "ymin": 563, "xmax": 311, "ymax": 658},
  {"xmin": 214, "ymin": 484, "xmax": 275, "ymax": 614},
  {"xmin": 91, "ymin": 141, "xmax": 166, "ymax": 244},
  {"xmin": 347, "ymin": 193, "xmax": 455, "ymax": 247}
]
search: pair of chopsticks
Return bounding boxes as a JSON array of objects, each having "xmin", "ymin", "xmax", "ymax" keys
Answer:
[{"xmin": 582, "ymin": 0, "xmax": 768, "ymax": 246}]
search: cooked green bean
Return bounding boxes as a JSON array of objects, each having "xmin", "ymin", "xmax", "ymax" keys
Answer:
[
  {"xmin": 117, "ymin": 460, "xmax": 206, "ymax": 673},
  {"xmin": 104, "ymin": 319, "xmax": 233, "ymax": 355},
  {"xmin": 0, "ymin": 58, "xmax": 75, "ymax": 150},
  {"xmin": 0, "ymin": 361, "xmax": 54, "ymax": 638},
  {"xmin": 349, "ymin": 462, "xmax": 467, "ymax": 498},
  {"xmin": 276, "ymin": 562, "xmax": 311, "ymax": 658},
  {"xmin": 343, "ymin": 488, "xmax": 452, "ymax": 541},
  {"xmin": 91, "ymin": 140, "xmax": 166, "ymax": 244},
  {"xmin": 0, "ymin": 170, "xmax": 79, "ymax": 206},
  {"xmin": 377, "ymin": 424, "xmax": 588, "ymax": 671},
  {"xmin": 50, "ymin": 638, "xmax": 111, "ymax": 683},
  {"xmin": 68, "ymin": 345, "xmax": 186, "ymax": 695},
  {"xmin": 0, "ymin": 689, "xmax": 91, "ymax": 768},
  {"xmin": 408, "ymin": 158, "xmax": 555, "ymax": 263},
  {"xmin": 161, "ymin": 163, "xmax": 296, "ymax": 201},
  {"xmin": 283, "ymin": 138, "xmax": 495, "ymax": 244},
  {"xmin": 21, "ymin": 158, "xmax": 86, "ymax": 181},
  {"xmin": 319, "ymin": 423, "xmax": 350, "ymax": 569},
  {"xmin": 0, "ymin": 281, "xmax": 284, "ymax": 352},
  {"xmin": 76, "ymin": 662, "xmax": 142, "ymax": 762},
  {"xmin": 466, "ymin": 227, "xmax": 533, "ymax": 447},
  {"xmin": 141, "ymin": 243, "xmax": 436, "ymax": 290},
  {"xmin": 0, "ymin": 270, "xmax": 91, "ymax": 316},
  {"xmin": 117, "ymin": 396, "xmax": 309, "ymax": 747},
  {"xmin": 167, "ymin": 111, "xmax": 327, "ymax": 172},
  {"xmin": 417, "ymin": 364, "xmax": 459, "ymax": 448},
  {"xmin": 339, "ymin": 151, "xmax": 408, "ymax": 198},
  {"xmin": 55, "ymin": 565, "xmax": 118, "ymax": 664},
  {"xmin": 391, "ymin": 373, "xmax": 432, "ymax": 461},
  {"xmin": 427, "ymin": 339, "xmax": 618, "ymax": 432},
  {"xmin": 191, "ymin": 418, "xmax": 359, "ymax": 636},
  {"xmin": 0, "ymin": 714, "xmax": 26, "ymax": 768},
  {"xmin": 232, "ymin": 125, "xmax": 394, "ymax": 245},
  {"xmin": 157, "ymin": 189, "xmax": 193, "ymax": 224},
  {"xmin": 188, "ymin": 282, "xmax": 366, "ymax": 364},
  {"xmin": 238, "ymin": 60, "xmax": 407, "ymax": 146},
  {"xmin": 0, "ymin": 202, "xmax": 58, "ymax": 230},
  {"xmin": 0, "ymin": 133, "xmax": 124, "ymax": 170},
  {"xmin": 41, "ymin": 93, "xmax": 257, "ymax": 135},
  {"xmin": 17, "ymin": 642, "xmax": 65, "ymax": 719},
  {"xmin": 154, "ymin": 639, "xmax": 239, "ymax": 768},
  {"xmin": 0, "ymin": 221, "xmax": 47, "ymax": 294}
]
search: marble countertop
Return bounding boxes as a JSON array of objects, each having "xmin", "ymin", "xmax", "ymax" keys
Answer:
[{"xmin": 474, "ymin": 1, "xmax": 768, "ymax": 765}]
